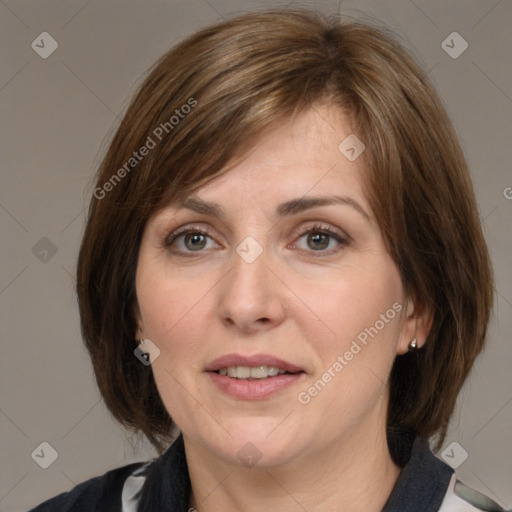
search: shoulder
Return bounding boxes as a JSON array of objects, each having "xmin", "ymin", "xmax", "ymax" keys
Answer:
[
  {"xmin": 27, "ymin": 460, "xmax": 151, "ymax": 512},
  {"xmin": 385, "ymin": 430, "xmax": 509, "ymax": 512},
  {"xmin": 439, "ymin": 473, "xmax": 510, "ymax": 512}
]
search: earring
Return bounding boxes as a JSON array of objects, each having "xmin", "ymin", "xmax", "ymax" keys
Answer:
[{"xmin": 408, "ymin": 337, "xmax": 418, "ymax": 351}]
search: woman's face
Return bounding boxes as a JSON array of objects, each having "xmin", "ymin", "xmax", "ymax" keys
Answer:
[{"xmin": 135, "ymin": 103, "xmax": 420, "ymax": 467}]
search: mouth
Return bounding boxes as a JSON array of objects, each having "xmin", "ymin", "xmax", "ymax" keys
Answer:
[
  {"xmin": 205, "ymin": 354, "xmax": 306, "ymax": 399},
  {"xmin": 214, "ymin": 365, "xmax": 299, "ymax": 380},
  {"xmin": 205, "ymin": 353, "xmax": 304, "ymax": 377}
]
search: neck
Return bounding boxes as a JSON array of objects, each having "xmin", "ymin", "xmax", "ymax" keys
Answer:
[{"xmin": 185, "ymin": 410, "xmax": 402, "ymax": 511}]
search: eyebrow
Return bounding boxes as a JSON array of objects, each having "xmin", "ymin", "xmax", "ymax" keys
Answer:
[{"xmin": 176, "ymin": 195, "xmax": 371, "ymax": 221}]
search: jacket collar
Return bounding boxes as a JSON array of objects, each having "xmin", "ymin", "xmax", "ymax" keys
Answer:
[{"xmin": 383, "ymin": 429, "xmax": 454, "ymax": 511}]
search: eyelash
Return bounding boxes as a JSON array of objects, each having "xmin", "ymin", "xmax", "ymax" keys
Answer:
[{"xmin": 164, "ymin": 223, "xmax": 349, "ymax": 257}]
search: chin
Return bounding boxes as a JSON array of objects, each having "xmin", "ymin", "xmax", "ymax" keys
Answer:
[{"xmin": 203, "ymin": 422, "xmax": 308, "ymax": 468}]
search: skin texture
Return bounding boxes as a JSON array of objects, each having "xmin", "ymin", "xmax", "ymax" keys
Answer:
[{"xmin": 135, "ymin": 103, "xmax": 432, "ymax": 511}]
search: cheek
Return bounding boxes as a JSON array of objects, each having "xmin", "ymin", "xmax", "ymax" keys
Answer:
[
  {"xmin": 291, "ymin": 258, "xmax": 404, "ymax": 351},
  {"xmin": 138, "ymin": 277, "xmax": 214, "ymax": 427},
  {"xmin": 136, "ymin": 267, "xmax": 218, "ymax": 423},
  {"xmin": 136, "ymin": 257, "xmax": 212, "ymax": 346},
  {"xmin": 291, "ymin": 258, "xmax": 404, "ymax": 417}
]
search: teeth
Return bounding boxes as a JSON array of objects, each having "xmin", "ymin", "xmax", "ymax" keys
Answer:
[
  {"xmin": 250, "ymin": 366, "xmax": 267, "ymax": 379},
  {"xmin": 217, "ymin": 365, "xmax": 287, "ymax": 379}
]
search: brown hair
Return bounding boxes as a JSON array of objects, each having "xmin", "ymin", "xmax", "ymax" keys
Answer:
[{"xmin": 77, "ymin": 8, "xmax": 493, "ymax": 454}]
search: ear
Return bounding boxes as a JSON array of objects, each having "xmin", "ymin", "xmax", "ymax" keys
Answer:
[{"xmin": 396, "ymin": 294, "xmax": 433, "ymax": 355}]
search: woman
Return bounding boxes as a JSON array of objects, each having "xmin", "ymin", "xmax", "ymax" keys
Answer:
[{"xmin": 29, "ymin": 8, "xmax": 506, "ymax": 512}]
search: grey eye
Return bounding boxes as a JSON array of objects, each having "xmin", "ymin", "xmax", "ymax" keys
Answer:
[
  {"xmin": 306, "ymin": 232, "xmax": 330, "ymax": 250},
  {"xmin": 183, "ymin": 232, "xmax": 208, "ymax": 251}
]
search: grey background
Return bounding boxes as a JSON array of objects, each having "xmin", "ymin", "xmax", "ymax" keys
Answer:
[{"xmin": 1, "ymin": 1, "xmax": 510, "ymax": 510}]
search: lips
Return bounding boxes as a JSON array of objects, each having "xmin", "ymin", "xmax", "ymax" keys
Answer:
[
  {"xmin": 205, "ymin": 354, "xmax": 304, "ymax": 374},
  {"xmin": 205, "ymin": 353, "xmax": 306, "ymax": 399}
]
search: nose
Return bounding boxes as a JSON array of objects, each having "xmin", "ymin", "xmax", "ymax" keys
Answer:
[{"xmin": 217, "ymin": 245, "xmax": 287, "ymax": 334}]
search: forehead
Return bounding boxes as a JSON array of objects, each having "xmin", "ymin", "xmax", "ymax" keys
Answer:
[{"xmin": 178, "ymin": 104, "xmax": 368, "ymax": 209}]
